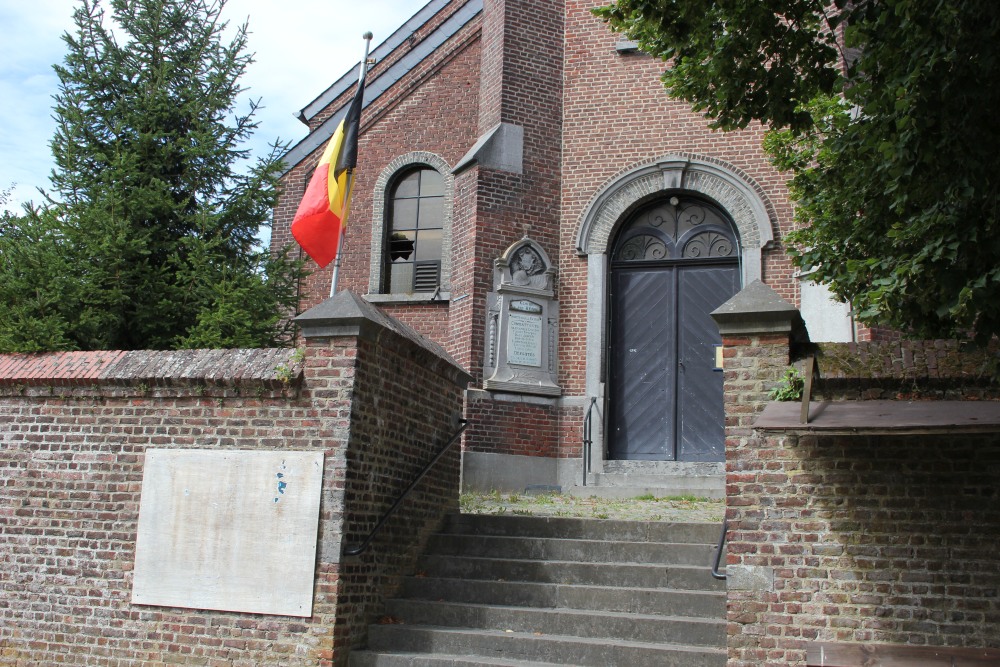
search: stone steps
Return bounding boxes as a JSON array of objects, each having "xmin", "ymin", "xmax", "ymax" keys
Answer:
[{"xmin": 349, "ymin": 514, "xmax": 726, "ymax": 667}]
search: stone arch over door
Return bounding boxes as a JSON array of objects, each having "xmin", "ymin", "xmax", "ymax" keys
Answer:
[{"xmin": 574, "ymin": 155, "xmax": 776, "ymax": 468}]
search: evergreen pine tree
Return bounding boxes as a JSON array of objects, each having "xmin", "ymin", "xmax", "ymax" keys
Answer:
[{"xmin": 0, "ymin": 0, "xmax": 302, "ymax": 352}]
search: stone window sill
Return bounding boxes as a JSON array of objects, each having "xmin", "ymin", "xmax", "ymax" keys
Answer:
[{"xmin": 364, "ymin": 292, "xmax": 451, "ymax": 306}]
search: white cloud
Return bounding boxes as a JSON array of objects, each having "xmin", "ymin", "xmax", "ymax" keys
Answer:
[{"xmin": 0, "ymin": 0, "xmax": 430, "ymax": 211}]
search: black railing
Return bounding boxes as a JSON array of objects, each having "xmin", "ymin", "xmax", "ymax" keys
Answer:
[
  {"xmin": 343, "ymin": 419, "xmax": 467, "ymax": 558},
  {"xmin": 711, "ymin": 518, "xmax": 729, "ymax": 580},
  {"xmin": 582, "ymin": 397, "xmax": 597, "ymax": 486}
]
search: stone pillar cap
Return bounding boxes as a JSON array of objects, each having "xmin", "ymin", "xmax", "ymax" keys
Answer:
[{"xmin": 711, "ymin": 280, "xmax": 802, "ymax": 335}]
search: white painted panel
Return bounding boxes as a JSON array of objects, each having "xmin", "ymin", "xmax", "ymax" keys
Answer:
[
  {"xmin": 799, "ymin": 278, "xmax": 855, "ymax": 343},
  {"xmin": 132, "ymin": 449, "xmax": 324, "ymax": 617}
]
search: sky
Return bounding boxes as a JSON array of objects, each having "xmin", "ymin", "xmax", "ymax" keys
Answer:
[{"xmin": 0, "ymin": 0, "xmax": 431, "ymax": 212}]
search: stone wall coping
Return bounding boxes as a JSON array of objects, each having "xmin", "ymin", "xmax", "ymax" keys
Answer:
[{"xmin": 0, "ymin": 348, "xmax": 302, "ymax": 387}]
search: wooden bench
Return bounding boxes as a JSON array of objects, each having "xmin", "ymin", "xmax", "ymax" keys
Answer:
[{"xmin": 806, "ymin": 641, "xmax": 1000, "ymax": 666}]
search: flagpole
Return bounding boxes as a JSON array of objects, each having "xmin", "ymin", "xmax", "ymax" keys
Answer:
[{"xmin": 330, "ymin": 31, "xmax": 373, "ymax": 297}]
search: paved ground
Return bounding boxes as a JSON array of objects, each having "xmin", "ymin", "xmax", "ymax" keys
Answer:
[{"xmin": 459, "ymin": 491, "xmax": 725, "ymax": 523}]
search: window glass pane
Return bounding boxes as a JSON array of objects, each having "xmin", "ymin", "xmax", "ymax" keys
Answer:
[
  {"xmin": 417, "ymin": 197, "xmax": 443, "ymax": 229},
  {"xmin": 419, "ymin": 169, "xmax": 444, "ymax": 197},
  {"xmin": 414, "ymin": 229, "xmax": 442, "ymax": 261},
  {"xmin": 389, "ymin": 263, "xmax": 414, "ymax": 293},
  {"xmin": 389, "ymin": 230, "xmax": 416, "ymax": 262},
  {"xmin": 385, "ymin": 166, "xmax": 447, "ymax": 293},
  {"xmin": 391, "ymin": 199, "xmax": 418, "ymax": 230},
  {"xmin": 394, "ymin": 170, "xmax": 420, "ymax": 198}
]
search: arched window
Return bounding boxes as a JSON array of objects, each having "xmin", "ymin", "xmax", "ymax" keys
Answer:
[{"xmin": 384, "ymin": 167, "xmax": 444, "ymax": 294}]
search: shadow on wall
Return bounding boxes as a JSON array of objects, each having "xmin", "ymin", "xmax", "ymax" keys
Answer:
[{"xmin": 797, "ymin": 432, "xmax": 1000, "ymax": 648}]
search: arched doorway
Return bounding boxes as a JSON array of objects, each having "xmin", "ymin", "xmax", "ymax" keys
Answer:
[{"xmin": 606, "ymin": 195, "xmax": 740, "ymax": 462}]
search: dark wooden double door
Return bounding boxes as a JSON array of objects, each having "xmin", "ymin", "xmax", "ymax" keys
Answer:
[{"xmin": 606, "ymin": 197, "xmax": 740, "ymax": 462}]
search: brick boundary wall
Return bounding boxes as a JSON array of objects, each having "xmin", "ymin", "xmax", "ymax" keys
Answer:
[
  {"xmin": 0, "ymin": 292, "xmax": 469, "ymax": 667},
  {"xmin": 811, "ymin": 340, "xmax": 1000, "ymax": 400},
  {"xmin": 715, "ymin": 284, "xmax": 1000, "ymax": 666}
]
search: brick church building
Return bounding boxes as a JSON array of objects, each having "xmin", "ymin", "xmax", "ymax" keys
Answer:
[{"xmin": 270, "ymin": 0, "xmax": 854, "ymax": 495}]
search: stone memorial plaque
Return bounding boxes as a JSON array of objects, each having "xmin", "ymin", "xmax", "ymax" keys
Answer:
[
  {"xmin": 484, "ymin": 237, "xmax": 560, "ymax": 396},
  {"xmin": 132, "ymin": 449, "xmax": 324, "ymax": 617},
  {"xmin": 507, "ymin": 312, "xmax": 542, "ymax": 367}
]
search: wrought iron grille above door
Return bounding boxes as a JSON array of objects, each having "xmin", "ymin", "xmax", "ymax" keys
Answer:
[{"xmin": 613, "ymin": 196, "xmax": 737, "ymax": 263}]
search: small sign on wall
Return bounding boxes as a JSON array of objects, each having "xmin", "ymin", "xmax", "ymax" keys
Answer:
[{"xmin": 132, "ymin": 449, "xmax": 324, "ymax": 617}]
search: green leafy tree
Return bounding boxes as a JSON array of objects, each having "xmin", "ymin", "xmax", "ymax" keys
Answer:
[
  {"xmin": 594, "ymin": 0, "xmax": 1000, "ymax": 341},
  {"xmin": 0, "ymin": 0, "xmax": 302, "ymax": 352}
]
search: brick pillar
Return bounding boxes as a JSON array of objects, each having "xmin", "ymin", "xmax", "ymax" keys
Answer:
[
  {"xmin": 451, "ymin": 0, "xmax": 564, "ymax": 384},
  {"xmin": 296, "ymin": 290, "xmax": 471, "ymax": 665},
  {"xmin": 711, "ymin": 280, "xmax": 805, "ymax": 667},
  {"xmin": 448, "ymin": 0, "xmax": 566, "ymax": 482}
]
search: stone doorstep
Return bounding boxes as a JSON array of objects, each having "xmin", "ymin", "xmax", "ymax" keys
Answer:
[{"xmin": 573, "ymin": 460, "xmax": 725, "ymax": 499}]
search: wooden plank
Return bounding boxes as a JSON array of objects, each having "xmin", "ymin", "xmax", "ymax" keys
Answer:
[
  {"xmin": 755, "ymin": 400, "xmax": 1000, "ymax": 435},
  {"xmin": 800, "ymin": 355, "xmax": 816, "ymax": 425},
  {"xmin": 807, "ymin": 641, "xmax": 1000, "ymax": 666}
]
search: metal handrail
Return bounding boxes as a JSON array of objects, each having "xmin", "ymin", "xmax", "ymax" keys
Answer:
[
  {"xmin": 343, "ymin": 420, "xmax": 468, "ymax": 558},
  {"xmin": 711, "ymin": 518, "xmax": 729, "ymax": 580},
  {"xmin": 582, "ymin": 397, "xmax": 597, "ymax": 486}
]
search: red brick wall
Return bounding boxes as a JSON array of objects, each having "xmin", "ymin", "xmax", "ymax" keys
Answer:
[
  {"xmin": 721, "ymin": 332, "xmax": 1000, "ymax": 665},
  {"xmin": 0, "ymin": 308, "xmax": 468, "ymax": 666},
  {"xmin": 452, "ymin": 0, "xmax": 566, "ymax": 458},
  {"xmin": 558, "ymin": 2, "xmax": 800, "ymax": 398},
  {"xmin": 464, "ymin": 391, "xmax": 560, "ymax": 458},
  {"xmin": 0, "ymin": 349, "xmax": 339, "ymax": 666},
  {"xmin": 272, "ymin": 9, "xmax": 483, "ymax": 344},
  {"xmin": 727, "ymin": 430, "xmax": 1000, "ymax": 666}
]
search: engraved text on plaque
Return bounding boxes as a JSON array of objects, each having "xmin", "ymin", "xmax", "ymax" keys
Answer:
[{"xmin": 507, "ymin": 312, "xmax": 542, "ymax": 367}]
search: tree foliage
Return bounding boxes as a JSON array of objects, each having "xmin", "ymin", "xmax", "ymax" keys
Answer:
[
  {"xmin": 594, "ymin": 0, "xmax": 1000, "ymax": 341},
  {"xmin": 0, "ymin": 0, "xmax": 303, "ymax": 352}
]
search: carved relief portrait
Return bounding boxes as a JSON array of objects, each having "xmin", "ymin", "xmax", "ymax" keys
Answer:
[{"xmin": 510, "ymin": 246, "xmax": 546, "ymax": 288}]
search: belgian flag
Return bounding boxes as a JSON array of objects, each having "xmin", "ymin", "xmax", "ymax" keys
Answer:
[{"xmin": 291, "ymin": 64, "xmax": 365, "ymax": 269}]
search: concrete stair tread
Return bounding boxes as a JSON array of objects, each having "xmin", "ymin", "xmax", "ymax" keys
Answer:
[
  {"xmin": 388, "ymin": 598, "xmax": 727, "ymax": 626},
  {"xmin": 400, "ymin": 576, "xmax": 724, "ymax": 617},
  {"xmin": 417, "ymin": 556, "xmax": 726, "ymax": 592},
  {"xmin": 421, "ymin": 554, "xmax": 714, "ymax": 569},
  {"xmin": 426, "ymin": 534, "xmax": 715, "ymax": 565},
  {"xmin": 349, "ymin": 650, "xmax": 571, "ymax": 666},
  {"xmin": 404, "ymin": 575, "xmax": 725, "ymax": 598},
  {"xmin": 439, "ymin": 530, "xmax": 720, "ymax": 548},
  {"xmin": 384, "ymin": 599, "xmax": 724, "ymax": 647},
  {"xmin": 432, "ymin": 533, "xmax": 712, "ymax": 548},
  {"xmin": 354, "ymin": 515, "xmax": 728, "ymax": 667},
  {"xmin": 442, "ymin": 515, "xmax": 721, "ymax": 543},
  {"xmin": 367, "ymin": 624, "xmax": 727, "ymax": 653}
]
